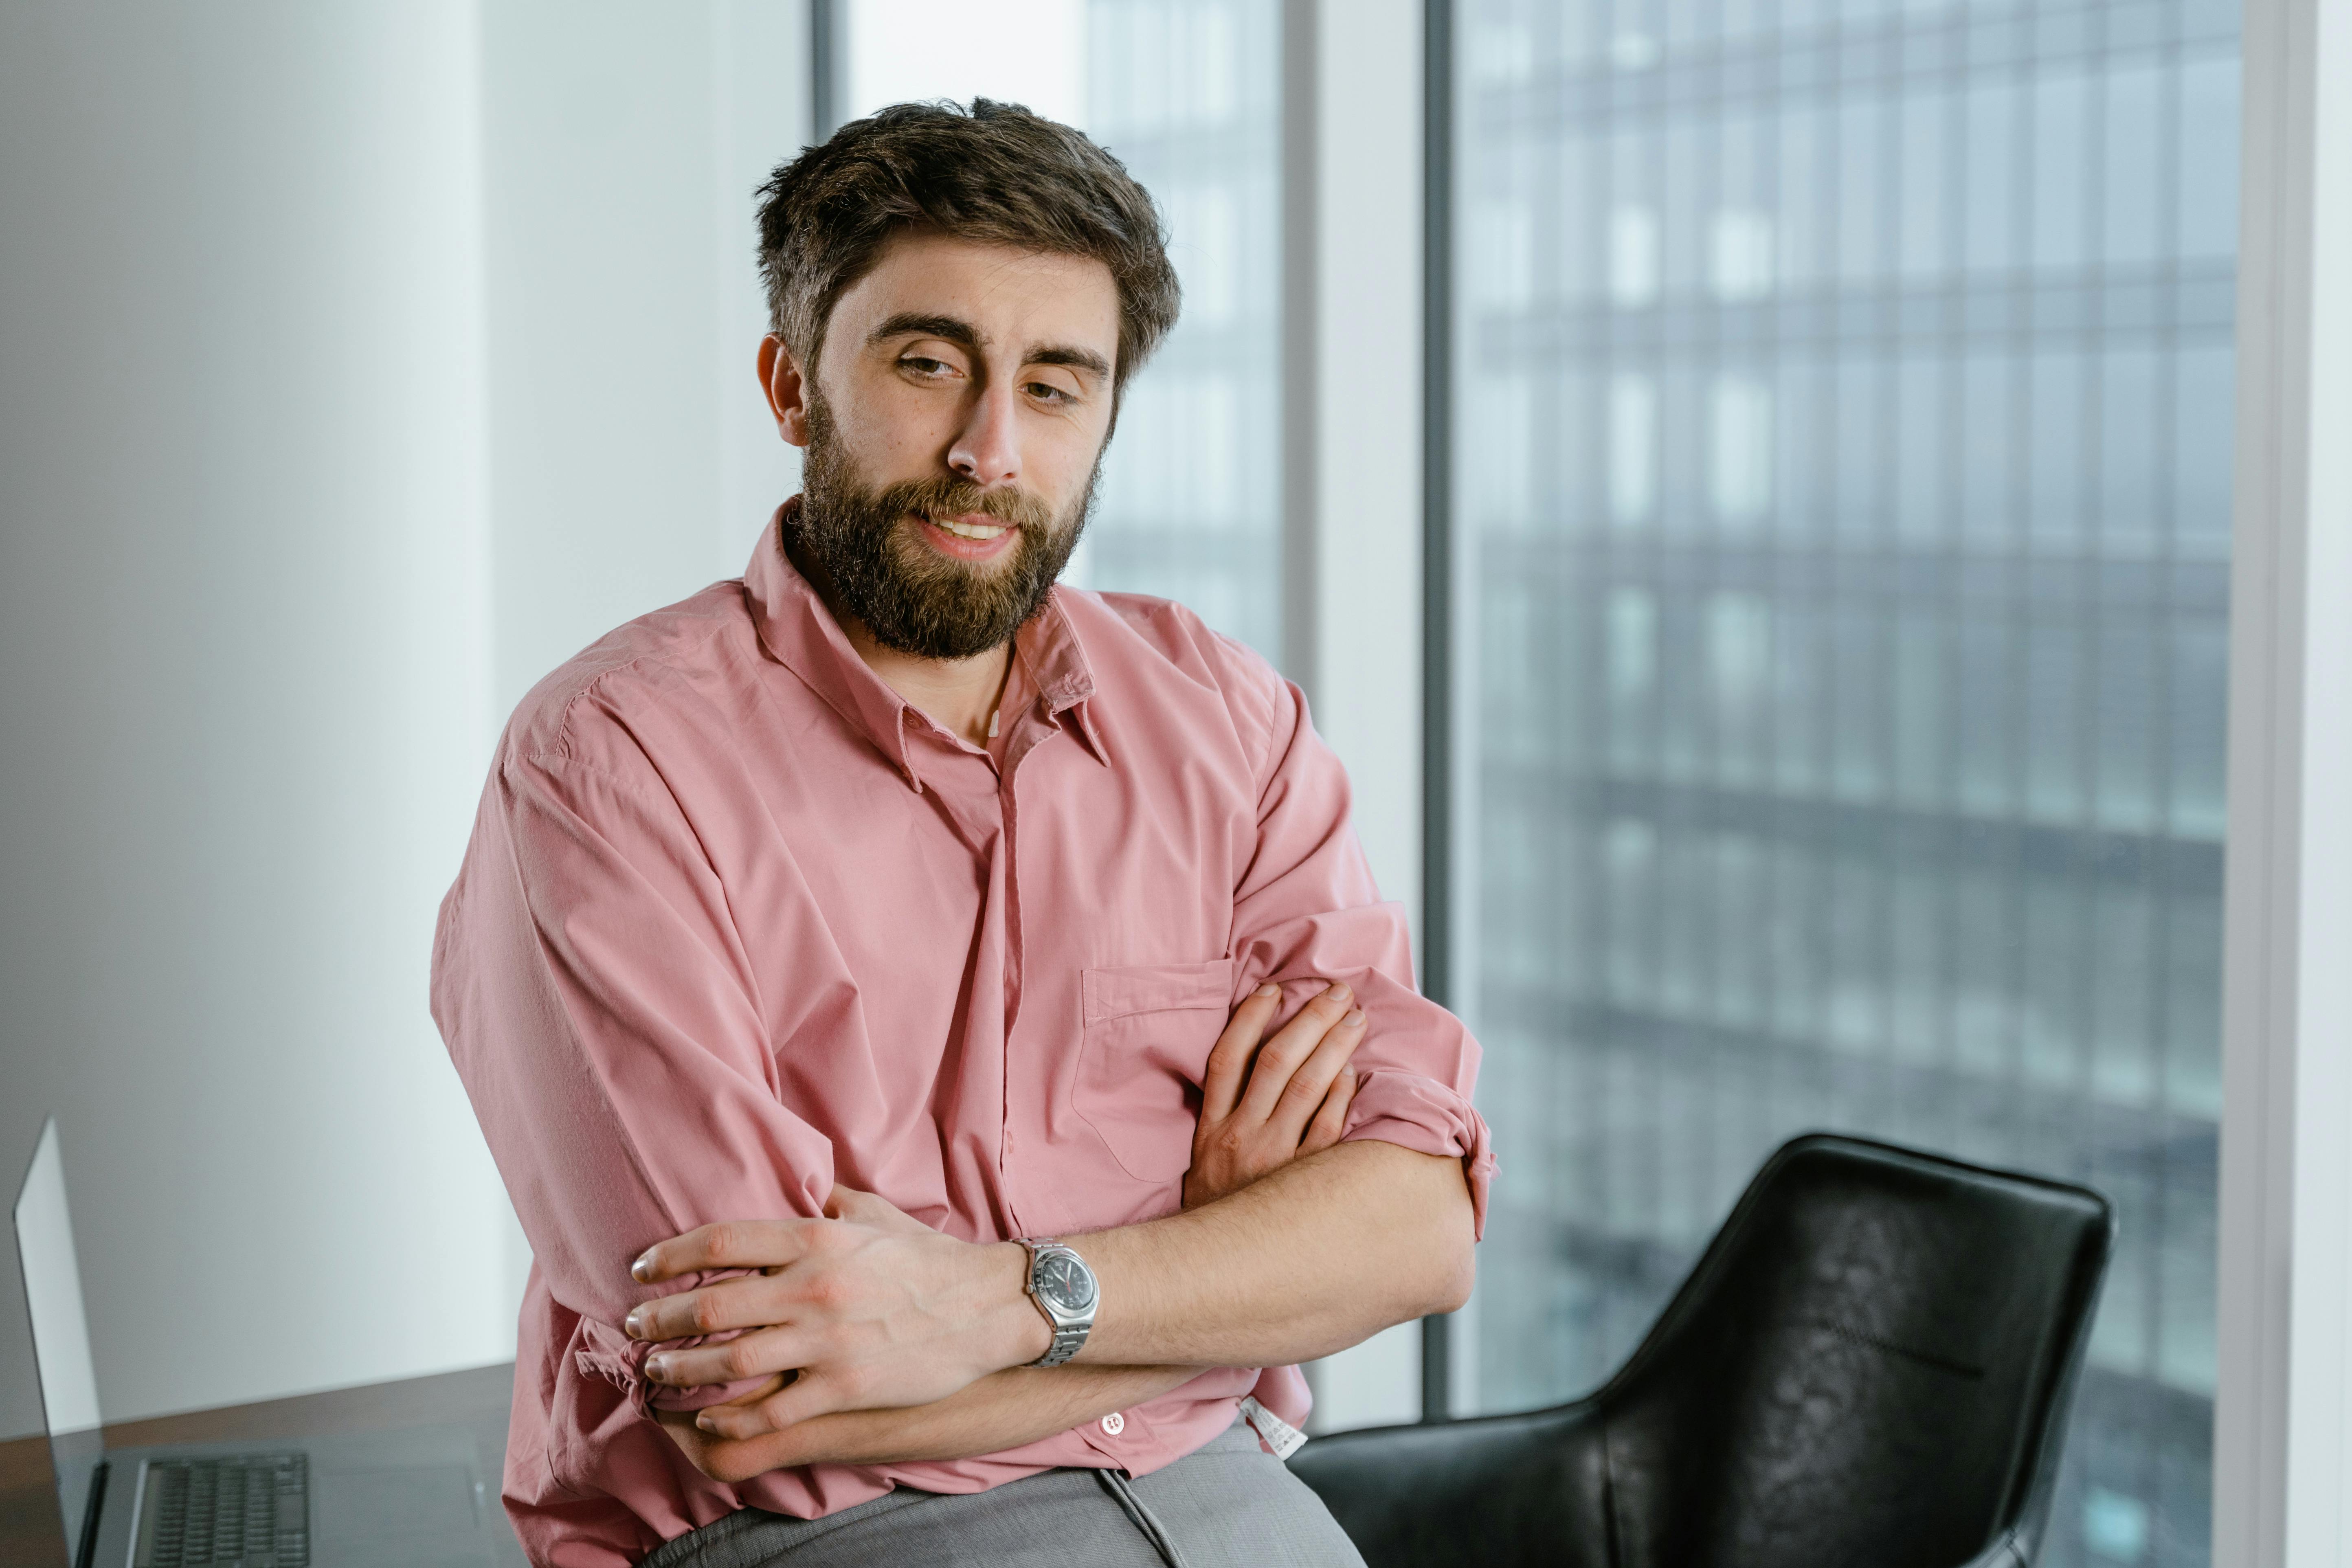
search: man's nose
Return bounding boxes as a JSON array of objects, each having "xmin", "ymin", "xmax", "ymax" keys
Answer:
[{"xmin": 946, "ymin": 382, "xmax": 1022, "ymax": 489}]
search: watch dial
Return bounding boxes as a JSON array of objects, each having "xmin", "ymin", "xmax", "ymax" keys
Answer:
[{"xmin": 1037, "ymin": 1252, "xmax": 1097, "ymax": 1312}]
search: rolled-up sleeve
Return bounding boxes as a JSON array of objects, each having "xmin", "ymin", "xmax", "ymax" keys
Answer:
[
  {"xmin": 1220, "ymin": 649, "xmax": 1496, "ymax": 1236},
  {"xmin": 431, "ymin": 730, "xmax": 833, "ymax": 1414}
]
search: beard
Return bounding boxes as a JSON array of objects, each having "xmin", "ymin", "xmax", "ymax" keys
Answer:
[{"xmin": 790, "ymin": 395, "xmax": 1099, "ymax": 661}]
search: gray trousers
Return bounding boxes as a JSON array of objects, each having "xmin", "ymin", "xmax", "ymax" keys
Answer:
[{"xmin": 639, "ymin": 1422, "xmax": 1366, "ymax": 1568}]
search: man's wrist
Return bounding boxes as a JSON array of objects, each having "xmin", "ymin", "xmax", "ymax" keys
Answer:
[{"xmin": 986, "ymin": 1240, "xmax": 1056, "ymax": 1370}]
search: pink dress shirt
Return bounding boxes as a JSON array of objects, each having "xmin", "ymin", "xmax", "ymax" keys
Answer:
[{"xmin": 431, "ymin": 503, "xmax": 1494, "ymax": 1567}]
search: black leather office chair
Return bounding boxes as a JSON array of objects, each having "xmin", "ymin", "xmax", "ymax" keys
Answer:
[{"xmin": 1293, "ymin": 1133, "xmax": 2113, "ymax": 1568}]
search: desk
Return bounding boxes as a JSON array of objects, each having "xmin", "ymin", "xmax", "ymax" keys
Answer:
[{"xmin": 1, "ymin": 1361, "xmax": 525, "ymax": 1566}]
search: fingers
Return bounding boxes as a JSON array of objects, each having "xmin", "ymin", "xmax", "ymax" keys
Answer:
[
  {"xmin": 1201, "ymin": 984, "xmax": 1283, "ymax": 1125},
  {"xmin": 698, "ymin": 1368, "xmax": 846, "ymax": 1439},
  {"xmin": 644, "ymin": 1323, "xmax": 823, "ymax": 1389},
  {"xmin": 1264, "ymin": 1007, "xmax": 1367, "ymax": 1148},
  {"xmin": 626, "ymin": 1230, "xmax": 865, "ymax": 1341},
  {"xmin": 696, "ymin": 1399, "xmax": 778, "ymax": 1441},
  {"xmin": 628, "ymin": 1271, "xmax": 778, "ymax": 1342},
  {"xmin": 654, "ymin": 1375, "xmax": 791, "ymax": 1482},
  {"xmin": 632, "ymin": 1218, "xmax": 823, "ymax": 1285},
  {"xmin": 1300, "ymin": 1065, "xmax": 1359, "ymax": 1157},
  {"xmin": 1234, "ymin": 982, "xmax": 1357, "ymax": 1127}
]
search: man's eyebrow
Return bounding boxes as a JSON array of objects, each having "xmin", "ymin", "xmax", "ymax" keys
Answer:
[
  {"xmin": 868, "ymin": 312, "xmax": 982, "ymax": 351},
  {"xmin": 1027, "ymin": 344, "xmax": 1114, "ymax": 381}
]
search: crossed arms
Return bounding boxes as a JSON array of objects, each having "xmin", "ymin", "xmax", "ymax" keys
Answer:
[{"xmin": 629, "ymin": 987, "xmax": 1476, "ymax": 1482}]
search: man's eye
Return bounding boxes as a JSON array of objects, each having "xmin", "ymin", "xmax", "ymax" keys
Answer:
[
  {"xmin": 900, "ymin": 356, "xmax": 955, "ymax": 378},
  {"xmin": 1026, "ymin": 382, "xmax": 1077, "ymax": 404}
]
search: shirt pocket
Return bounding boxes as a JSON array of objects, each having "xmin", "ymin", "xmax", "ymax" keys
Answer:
[{"xmin": 1074, "ymin": 959, "xmax": 1237, "ymax": 1184}]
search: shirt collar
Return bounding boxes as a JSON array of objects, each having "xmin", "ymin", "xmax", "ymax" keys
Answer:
[{"xmin": 743, "ymin": 498, "xmax": 1106, "ymax": 791}]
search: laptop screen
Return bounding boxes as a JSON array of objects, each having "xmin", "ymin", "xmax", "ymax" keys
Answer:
[{"xmin": 13, "ymin": 1117, "xmax": 103, "ymax": 1560}]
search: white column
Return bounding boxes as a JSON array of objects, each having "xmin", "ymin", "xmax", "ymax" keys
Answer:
[
  {"xmin": 1289, "ymin": 0, "xmax": 1430, "ymax": 1434},
  {"xmin": 1304, "ymin": 0, "xmax": 1426, "ymax": 937},
  {"xmin": 715, "ymin": 2, "xmax": 815, "ymax": 562},
  {"xmin": 2212, "ymin": 0, "xmax": 2352, "ymax": 1559}
]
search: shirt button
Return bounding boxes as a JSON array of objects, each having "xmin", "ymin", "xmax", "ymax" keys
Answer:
[{"xmin": 1100, "ymin": 1412, "xmax": 1126, "ymax": 1436}]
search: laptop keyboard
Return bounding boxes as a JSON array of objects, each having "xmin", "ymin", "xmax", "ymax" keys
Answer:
[{"xmin": 136, "ymin": 1454, "xmax": 309, "ymax": 1567}]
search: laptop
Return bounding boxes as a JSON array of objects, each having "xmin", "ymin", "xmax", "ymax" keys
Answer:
[{"xmin": 11, "ymin": 1116, "xmax": 505, "ymax": 1567}]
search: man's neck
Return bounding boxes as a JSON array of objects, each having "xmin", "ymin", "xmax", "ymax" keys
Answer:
[{"xmin": 839, "ymin": 619, "xmax": 1012, "ymax": 750}]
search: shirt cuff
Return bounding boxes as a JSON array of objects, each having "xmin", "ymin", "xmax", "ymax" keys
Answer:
[
  {"xmin": 1246, "ymin": 1364, "xmax": 1314, "ymax": 1433},
  {"xmin": 1337, "ymin": 1069, "xmax": 1496, "ymax": 1239}
]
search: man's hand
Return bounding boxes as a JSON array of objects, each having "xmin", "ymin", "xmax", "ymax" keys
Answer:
[
  {"xmin": 1184, "ymin": 982, "xmax": 1365, "ymax": 1209},
  {"xmin": 644, "ymin": 1190, "xmax": 1206, "ymax": 1481},
  {"xmin": 626, "ymin": 1185, "xmax": 1050, "ymax": 1437}
]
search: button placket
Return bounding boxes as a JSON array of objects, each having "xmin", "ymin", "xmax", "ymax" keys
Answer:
[{"xmin": 997, "ymin": 738, "xmax": 1027, "ymax": 1217}]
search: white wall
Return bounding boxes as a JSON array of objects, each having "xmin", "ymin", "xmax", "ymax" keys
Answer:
[
  {"xmin": 0, "ymin": 0, "xmax": 808, "ymax": 1429},
  {"xmin": 481, "ymin": 0, "xmax": 806, "ymax": 714},
  {"xmin": 0, "ymin": 0, "xmax": 501, "ymax": 1431}
]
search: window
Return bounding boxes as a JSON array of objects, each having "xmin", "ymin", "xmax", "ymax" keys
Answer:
[
  {"xmin": 833, "ymin": 0, "xmax": 1284, "ymax": 662},
  {"xmin": 1442, "ymin": 3, "xmax": 2239, "ymax": 1563}
]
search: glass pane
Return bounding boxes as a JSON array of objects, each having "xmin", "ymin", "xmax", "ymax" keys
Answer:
[
  {"xmin": 841, "ymin": 0, "xmax": 1283, "ymax": 662},
  {"xmin": 1451, "ymin": 3, "xmax": 2239, "ymax": 1564}
]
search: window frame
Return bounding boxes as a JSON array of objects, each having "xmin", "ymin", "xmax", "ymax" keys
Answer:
[{"xmin": 2211, "ymin": 0, "xmax": 2352, "ymax": 1561}]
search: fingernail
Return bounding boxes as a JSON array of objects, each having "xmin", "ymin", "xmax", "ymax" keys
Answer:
[
  {"xmin": 632, "ymin": 1252, "xmax": 655, "ymax": 1282},
  {"xmin": 1344, "ymin": 1009, "xmax": 1365, "ymax": 1026},
  {"xmin": 625, "ymin": 1309, "xmax": 643, "ymax": 1337},
  {"xmin": 1327, "ymin": 983, "xmax": 1353, "ymax": 1004},
  {"xmin": 1256, "ymin": 983, "xmax": 1281, "ymax": 999},
  {"xmin": 646, "ymin": 1355, "xmax": 670, "ymax": 1380},
  {"xmin": 696, "ymin": 1413, "xmax": 715, "ymax": 1432}
]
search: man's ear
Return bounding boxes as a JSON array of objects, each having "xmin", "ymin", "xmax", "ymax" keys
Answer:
[{"xmin": 758, "ymin": 334, "xmax": 813, "ymax": 448}]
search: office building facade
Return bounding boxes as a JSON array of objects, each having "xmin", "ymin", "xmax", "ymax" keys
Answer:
[
  {"xmin": 1445, "ymin": 2, "xmax": 2239, "ymax": 1563},
  {"xmin": 1078, "ymin": 0, "xmax": 1285, "ymax": 662}
]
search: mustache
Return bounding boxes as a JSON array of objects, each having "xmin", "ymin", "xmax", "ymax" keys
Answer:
[{"xmin": 872, "ymin": 476, "xmax": 1059, "ymax": 537}]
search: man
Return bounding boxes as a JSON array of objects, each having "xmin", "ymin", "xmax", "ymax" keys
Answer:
[{"xmin": 433, "ymin": 100, "xmax": 1492, "ymax": 1568}]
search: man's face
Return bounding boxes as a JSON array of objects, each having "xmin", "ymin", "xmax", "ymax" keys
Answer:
[{"xmin": 763, "ymin": 232, "xmax": 1123, "ymax": 660}]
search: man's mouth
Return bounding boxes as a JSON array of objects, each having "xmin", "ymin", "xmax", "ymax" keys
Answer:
[
  {"xmin": 912, "ymin": 509, "xmax": 1021, "ymax": 562},
  {"xmin": 927, "ymin": 514, "xmax": 1010, "ymax": 541}
]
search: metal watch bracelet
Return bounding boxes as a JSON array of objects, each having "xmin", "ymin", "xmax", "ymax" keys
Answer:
[{"xmin": 1019, "ymin": 1237, "xmax": 1097, "ymax": 1368}]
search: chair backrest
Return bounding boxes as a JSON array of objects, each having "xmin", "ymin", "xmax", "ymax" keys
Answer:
[{"xmin": 1595, "ymin": 1134, "xmax": 2112, "ymax": 1567}]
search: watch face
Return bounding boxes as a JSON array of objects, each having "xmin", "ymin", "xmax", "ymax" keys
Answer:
[{"xmin": 1034, "ymin": 1251, "xmax": 1097, "ymax": 1313}]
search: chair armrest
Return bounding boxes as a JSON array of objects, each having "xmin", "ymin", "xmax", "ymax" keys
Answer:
[
  {"xmin": 1289, "ymin": 1409, "xmax": 2050, "ymax": 1568},
  {"xmin": 1289, "ymin": 1406, "xmax": 1613, "ymax": 1568}
]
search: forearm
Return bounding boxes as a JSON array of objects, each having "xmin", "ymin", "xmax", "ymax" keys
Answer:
[
  {"xmin": 1075, "ymin": 1139, "xmax": 1474, "ymax": 1368},
  {"xmin": 629, "ymin": 1136, "xmax": 1477, "ymax": 1439},
  {"xmin": 659, "ymin": 1362, "xmax": 1199, "ymax": 1483}
]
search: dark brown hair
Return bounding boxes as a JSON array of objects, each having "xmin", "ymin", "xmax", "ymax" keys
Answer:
[{"xmin": 755, "ymin": 99, "xmax": 1180, "ymax": 395}]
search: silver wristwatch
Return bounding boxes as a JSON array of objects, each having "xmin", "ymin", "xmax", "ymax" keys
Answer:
[{"xmin": 1018, "ymin": 1237, "xmax": 1098, "ymax": 1368}]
